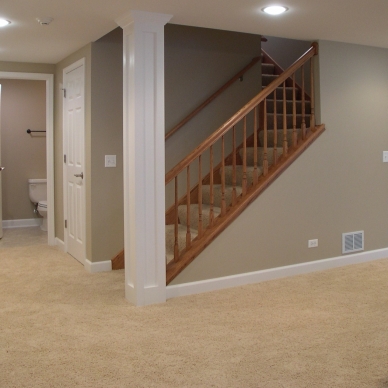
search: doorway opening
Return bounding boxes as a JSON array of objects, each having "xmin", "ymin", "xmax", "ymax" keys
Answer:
[{"xmin": 0, "ymin": 72, "xmax": 54, "ymax": 245}]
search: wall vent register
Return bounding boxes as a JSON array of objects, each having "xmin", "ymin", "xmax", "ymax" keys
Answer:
[{"xmin": 342, "ymin": 231, "xmax": 364, "ymax": 254}]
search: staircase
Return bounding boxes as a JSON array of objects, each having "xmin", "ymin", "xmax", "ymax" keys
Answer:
[{"xmin": 165, "ymin": 43, "xmax": 325, "ymax": 284}]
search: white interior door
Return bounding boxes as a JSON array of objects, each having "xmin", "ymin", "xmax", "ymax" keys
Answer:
[{"xmin": 63, "ymin": 60, "xmax": 85, "ymax": 264}]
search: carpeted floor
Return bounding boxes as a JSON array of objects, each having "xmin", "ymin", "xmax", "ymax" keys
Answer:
[{"xmin": 1, "ymin": 242, "xmax": 388, "ymax": 387}]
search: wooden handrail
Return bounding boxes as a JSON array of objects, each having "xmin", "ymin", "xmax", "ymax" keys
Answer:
[
  {"xmin": 165, "ymin": 43, "xmax": 318, "ymax": 184},
  {"xmin": 165, "ymin": 56, "xmax": 261, "ymax": 141}
]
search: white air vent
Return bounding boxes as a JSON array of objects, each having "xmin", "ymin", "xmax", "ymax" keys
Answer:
[{"xmin": 342, "ymin": 231, "xmax": 364, "ymax": 254}]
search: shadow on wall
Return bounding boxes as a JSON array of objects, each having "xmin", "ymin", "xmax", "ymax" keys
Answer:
[
  {"xmin": 164, "ymin": 24, "xmax": 262, "ymax": 208},
  {"xmin": 262, "ymin": 35, "xmax": 312, "ymax": 70}
]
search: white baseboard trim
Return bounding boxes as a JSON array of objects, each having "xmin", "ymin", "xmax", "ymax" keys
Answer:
[
  {"xmin": 55, "ymin": 238, "xmax": 65, "ymax": 251},
  {"xmin": 3, "ymin": 218, "xmax": 41, "ymax": 229},
  {"xmin": 84, "ymin": 259, "xmax": 112, "ymax": 273},
  {"xmin": 166, "ymin": 248, "xmax": 388, "ymax": 300}
]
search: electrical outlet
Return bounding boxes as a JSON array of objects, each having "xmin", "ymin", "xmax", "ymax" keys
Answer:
[
  {"xmin": 383, "ymin": 151, "xmax": 388, "ymax": 163},
  {"xmin": 308, "ymin": 239, "xmax": 318, "ymax": 248},
  {"xmin": 105, "ymin": 155, "xmax": 116, "ymax": 167}
]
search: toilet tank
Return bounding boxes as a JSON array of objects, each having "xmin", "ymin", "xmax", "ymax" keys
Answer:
[{"xmin": 28, "ymin": 179, "xmax": 47, "ymax": 204}]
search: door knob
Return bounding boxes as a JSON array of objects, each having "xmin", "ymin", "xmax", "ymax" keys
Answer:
[
  {"xmin": 0, "ymin": 167, "xmax": 4, "ymax": 171},
  {"xmin": 74, "ymin": 172, "xmax": 83, "ymax": 179}
]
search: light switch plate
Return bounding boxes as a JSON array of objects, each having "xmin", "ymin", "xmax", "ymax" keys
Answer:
[
  {"xmin": 383, "ymin": 151, "xmax": 388, "ymax": 163},
  {"xmin": 105, "ymin": 155, "xmax": 116, "ymax": 167}
]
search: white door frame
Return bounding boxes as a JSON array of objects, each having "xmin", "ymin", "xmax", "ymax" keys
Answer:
[
  {"xmin": 62, "ymin": 58, "xmax": 86, "ymax": 263},
  {"xmin": 0, "ymin": 72, "xmax": 54, "ymax": 245},
  {"xmin": 0, "ymin": 84, "xmax": 3, "ymax": 239}
]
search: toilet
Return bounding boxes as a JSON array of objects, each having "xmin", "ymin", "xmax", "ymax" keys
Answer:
[{"xmin": 28, "ymin": 179, "xmax": 48, "ymax": 231}]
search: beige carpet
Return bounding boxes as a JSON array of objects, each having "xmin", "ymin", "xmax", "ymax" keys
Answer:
[{"xmin": 1, "ymin": 244, "xmax": 388, "ymax": 387}]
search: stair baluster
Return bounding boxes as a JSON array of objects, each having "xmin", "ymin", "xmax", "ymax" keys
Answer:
[
  {"xmin": 301, "ymin": 65, "xmax": 306, "ymax": 140},
  {"xmin": 263, "ymin": 99, "xmax": 268, "ymax": 176},
  {"xmin": 310, "ymin": 57, "xmax": 316, "ymax": 131},
  {"xmin": 242, "ymin": 117, "xmax": 247, "ymax": 195},
  {"xmin": 273, "ymin": 90, "xmax": 278, "ymax": 165},
  {"xmin": 232, "ymin": 126, "xmax": 237, "ymax": 206},
  {"xmin": 209, "ymin": 145, "xmax": 214, "ymax": 226},
  {"xmin": 282, "ymin": 82, "xmax": 288, "ymax": 156},
  {"xmin": 292, "ymin": 74, "xmax": 297, "ymax": 147},
  {"xmin": 221, "ymin": 136, "xmax": 226, "ymax": 216},
  {"xmin": 186, "ymin": 165, "xmax": 191, "ymax": 249},
  {"xmin": 174, "ymin": 176, "xmax": 179, "ymax": 262},
  {"xmin": 198, "ymin": 155, "xmax": 203, "ymax": 238},
  {"xmin": 253, "ymin": 106, "xmax": 258, "ymax": 185}
]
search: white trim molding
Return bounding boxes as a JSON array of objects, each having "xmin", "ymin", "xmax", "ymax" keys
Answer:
[
  {"xmin": 62, "ymin": 58, "xmax": 87, "ymax": 266},
  {"xmin": 117, "ymin": 11, "xmax": 172, "ymax": 306},
  {"xmin": 0, "ymin": 72, "xmax": 54, "ymax": 246},
  {"xmin": 3, "ymin": 218, "xmax": 41, "ymax": 228},
  {"xmin": 84, "ymin": 259, "xmax": 112, "ymax": 273},
  {"xmin": 166, "ymin": 248, "xmax": 388, "ymax": 299},
  {"xmin": 55, "ymin": 237, "xmax": 65, "ymax": 251}
]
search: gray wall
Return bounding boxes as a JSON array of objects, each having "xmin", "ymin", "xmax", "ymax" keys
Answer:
[
  {"xmin": 262, "ymin": 35, "xmax": 313, "ymax": 94},
  {"xmin": 90, "ymin": 28, "xmax": 124, "ymax": 263},
  {"xmin": 1, "ymin": 79, "xmax": 46, "ymax": 221},
  {"xmin": 165, "ymin": 25, "xmax": 262, "ymax": 206},
  {"xmin": 262, "ymin": 36, "xmax": 312, "ymax": 70},
  {"xmin": 55, "ymin": 29, "xmax": 124, "ymax": 263},
  {"xmin": 0, "ymin": 62, "xmax": 55, "ymax": 74},
  {"xmin": 171, "ymin": 40, "xmax": 388, "ymax": 284}
]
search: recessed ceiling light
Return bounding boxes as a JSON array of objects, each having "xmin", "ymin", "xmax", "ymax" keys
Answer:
[
  {"xmin": 0, "ymin": 19, "xmax": 11, "ymax": 27},
  {"xmin": 262, "ymin": 6, "xmax": 288, "ymax": 15}
]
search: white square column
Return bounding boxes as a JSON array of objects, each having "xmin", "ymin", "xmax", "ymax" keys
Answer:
[{"xmin": 116, "ymin": 11, "xmax": 172, "ymax": 306}]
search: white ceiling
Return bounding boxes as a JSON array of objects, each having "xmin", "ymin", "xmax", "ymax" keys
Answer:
[{"xmin": 1, "ymin": 0, "xmax": 388, "ymax": 64}]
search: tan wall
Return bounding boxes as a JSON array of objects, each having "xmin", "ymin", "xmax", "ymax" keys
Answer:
[
  {"xmin": 165, "ymin": 25, "xmax": 262, "ymax": 205},
  {"xmin": 54, "ymin": 45, "xmax": 92, "ymax": 255},
  {"xmin": 262, "ymin": 36, "xmax": 312, "ymax": 70},
  {"xmin": 171, "ymin": 40, "xmax": 388, "ymax": 284},
  {"xmin": 262, "ymin": 36, "xmax": 312, "ymax": 93},
  {"xmin": 55, "ymin": 30, "xmax": 124, "ymax": 263},
  {"xmin": 1, "ymin": 79, "xmax": 46, "ymax": 220},
  {"xmin": 0, "ymin": 62, "xmax": 55, "ymax": 74},
  {"xmin": 90, "ymin": 28, "xmax": 124, "ymax": 263},
  {"xmin": 165, "ymin": 25, "xmax": 262, "ymax": 170}
]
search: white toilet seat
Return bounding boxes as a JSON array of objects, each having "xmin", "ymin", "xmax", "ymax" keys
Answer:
[
  {"xmin": 37, "ymin": 200, "xmax": 48, "ymax": 231},
  {"xmin": 38, "ymin": 200, "xmax": 47, "ymax": 210}
]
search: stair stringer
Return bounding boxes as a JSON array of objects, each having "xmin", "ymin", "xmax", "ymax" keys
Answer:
[{"xmin": 166, "ymin": 124, "xmax": 325, "ymax": 284}]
